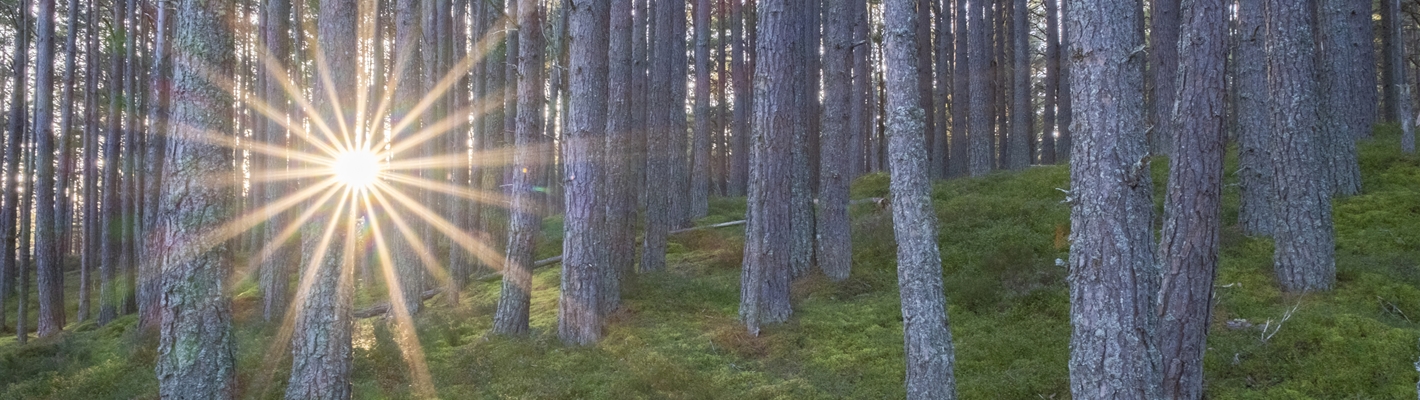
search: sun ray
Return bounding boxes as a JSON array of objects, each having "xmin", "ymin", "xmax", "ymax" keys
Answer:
[
  {"xmin": 231, "ymin": 183, "xmax": 345, "ymax": 288},
  {"xmin": 310, "ymin": 48, "xmax": 357, "ymax": 152},
  {"xmin": 379, "ymin": 21, "xmax": 509, "ymax": 143},
  {"xmin": 187, "ymin": 128, "xmax": 333, "ymax": 167},
  {"xmin": 364, "ymin": 187, "xmax": 453, "ymax": 287},
  {"xmin": 253, "ymin": 48, "xmax": 347, "ymax": 155},
  {"xmin": 378, "ymin": 97, "xmax": 521, "ymax": 159},
  {"xmin": 201, "ymin": 177, "xmax": 341, "ymax": 247},
  {"xmin": 370, "ymin": 181, "xmax": 506, "ymax": 272},
  {"xmin": 381, "ymin": 171, "xmax": 510, "ymax": 207},
  {"xmin": 254, "ymin": 189, "xmax": 353, "ymax": 399},
  {"xmin": 359, "ymin": 194, "xmax": 436, "ymax": 397}
]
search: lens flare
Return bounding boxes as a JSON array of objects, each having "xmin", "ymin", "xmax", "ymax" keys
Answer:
[{"xmin": 331, "ymin": 150, "xmax": 383, "ymax": 189}]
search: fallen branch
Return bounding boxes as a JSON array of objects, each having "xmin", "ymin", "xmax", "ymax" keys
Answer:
[
  {"xmin": 353, "ymin": 289, "xmax": 442, "ymax": 319},
  {"xmin": 669, "ymin": 220, "xmax": 746, "ymax": 235},
  {"xmin": 474, "ymin": 256, "xmax": 564, "ymax": 282}
]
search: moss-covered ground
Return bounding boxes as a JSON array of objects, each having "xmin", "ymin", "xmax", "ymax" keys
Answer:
[{"xmin": 2, "ymin": 128, "xmax": 1418, "ymax": 399}]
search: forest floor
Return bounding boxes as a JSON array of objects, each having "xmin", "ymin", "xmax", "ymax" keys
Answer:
[{"xmin": 2, "ymin": 127, "xmax": 1418, "ymax": 399}]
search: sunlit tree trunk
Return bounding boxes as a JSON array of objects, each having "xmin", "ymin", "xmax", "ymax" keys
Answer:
[
  {"xmin": 286, "ymin": 0, "xmax": 358, "ymax": 397},
  {"xmin": 18, "ymin": 129, "xmax": 35, "ymax": 344},
  {"xmin": 884, "ymin": 0, "xmax": 960, "ymax": 397},
  {"xmin": 55, "ymin": 0, "xmax": 82, "ymax": 262},
  {"xmin": 560, "ymin": 0, "xmax": 608, "ymax": 345},
  {"xmin": 1056, "ymin": 0, "xmax": 1073, "ymax": 162},
  {"xmin": 1158, "ymin": 0, "xmax": 1225, "ymax": 396},
  {"xmin": 33, "ymin": 0, "xmax": 66, "ymax": 338},
  {"xmin": 154, "ymin": 0, "xmax": 238, "ymax": 397},
  {"xmin": 138, "ymin": 0, "xmax": 174, "ymax": 331},
  {"xmin": 259, "ymin": 0, "xmax": 293, "ymax": 323},
  {"xmin": 493, "ymin": 0, "xmax": 545, "ymax": 337},
  {"xmin": 1267, "ymin": 0, "xmax": 1335, "ymax": 293},
  {"xmin": 392, "ymin": 0, "xmax": 426, "ymax": 316},
  {"xmin": 1065, "ymin": 0, "xmax": 1160, "ymax": 396}
]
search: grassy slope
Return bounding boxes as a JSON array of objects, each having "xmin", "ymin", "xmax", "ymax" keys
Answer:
[{"xmin": 2, "ymin": 128, "xmax": 1417, "ymax": 399}]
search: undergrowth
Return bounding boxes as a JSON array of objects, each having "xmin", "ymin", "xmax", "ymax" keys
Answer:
[{"xmin": 2, "ymin": 128, "xmax": 1418, "ymax": 398}]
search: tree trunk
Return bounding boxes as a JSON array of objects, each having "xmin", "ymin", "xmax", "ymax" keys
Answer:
[
  {"xmin": 916, "ymin": 0, "xmax": 935, "ymax": 176},
  {"xmin": 851, "ymin": 0, "xmax": 871, "ymax": 178},
  {"xmin": 1158, "ymin": 0, "xmax": 1225, "ymax": 396},
  {"xmin": 789, "ymin": 0, "xmax": 817, "ymax": 280},
  {"xmin": 1382, "ymin": 0, "xmax": 1400, "ymax": 122},
  {"xmin": 55, "ymin": 0, "xmax": 81, "ymax": 263},
  {"xmin": 261, "ymin": 0, "xmax": 294, "ymax": 323},
  {"xmin": 739, "ymin": 0, "xmax": 796, "ymax": 335},
  {"xmin": 79, "ymin": 0, "xmax": 99, "ymax": 323},
  {"xmin": 154, "ymin": 1, "xmax": 238, "ymax": 397},
  {"xmin": 137, "ymin": 0, "xmax": 174, "ymax": 332},
  {"xmin": 121, "ymin": 0, "xmax": 141, "ymax": 317},
  {"xmin": 933, "ymin": 0, "xmax": 951, "ymax": 177},
  {"xmin": 392, "ymin": 0, "xmax": 426, "ymax": 316},
  {"xmin": 18, "ymin": 128, "xmax": 34, "ymax": 344},
  {"xmin": 949, "ymin": 0, "xmax": 969, "ymax": 176},
  {"xmin": 884, "ymin": 0, "xmax": 960, "ymax": 397},
  {"xmin": 1040, "ymin": 0, "xmax": 1059, "ymax": 165},
  {"xmin": 1235, "ymin": 0, "xmax": 1272, "ymax": 236},
  {"xmin": 493, "ymin": 0, "xmax": 545, "ymax": 337},
  {"xmin": 1057, "ymin": 0, "xmax": 1073, "ymax": 162},
  {"xmin": 691, "ymin": 0, "xmax": 712, "ymax": 219},
  {"xmin": 967, "ymin": 0, "xmax": 992, "ymax": 176},
  {"xmin": 1005, "ymin": 0, "xmax": 1029, "ymax": 169},
  {"xmin": 728, "ymin": 0, "xmax": 749, "ymax": 195},
  {"xmin": 1351, "ymin": 0, "xmax": 1378, "ymax": 140},
  {"xmin": 642, "ymin": 0, "xmax": 685, "ymax": 272},
  {"xmin": 1065, "ymin": 0, "xmax": 1161, "ymax": 396},
  {"xmin": 671, "ymin": 0, "xmax": 691, "ymax": 229},
  {"xmin": 1267, "ymin": 0, "xmax": 1335, "ymax": 293},
  {"xmin": 1318, "ymin": 0, "xmax": 1364, "ymax": 196},
  {"xmin": 560, "ymin": 0, "xmax": 608, "ymax": 345},
  {"xmin": 1148, "ymin": 0, "xmax": 1180, "ymax": 155},
  {"xmin": 286, "ymin": 0, "xmax": 358, "ymax": 397},
  {"xmin": 98, "ymin": 0, "xmax": 127, "ymax": 325},
  {"xmin": 605, "ymin": 0, "xmax": 637, "ymax": 311},
  {"xmin": 818, "ymin": 0, "xmax": 853, "ymax": 282},
  {"xmin": 1, "ymin": 0, "xmax": 31, "ymax": 333},
  {"xmin": 33, "ymin": 0, "xmax": 66, "ymax": 338}
]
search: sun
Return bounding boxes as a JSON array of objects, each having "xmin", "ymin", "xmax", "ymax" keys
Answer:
[{"xmin": 331, "ymin": 150, "xmax": 383, "ymax": 189}]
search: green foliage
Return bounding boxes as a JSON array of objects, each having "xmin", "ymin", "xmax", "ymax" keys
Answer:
[{"xmin": 4, "ymin": 131, "xmax": 1419, "ymax": 398}]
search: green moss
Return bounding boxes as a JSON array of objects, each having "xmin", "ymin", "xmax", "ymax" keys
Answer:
[{"xmin": 5, "ymin": 129, "xmax": 1419, "ymax": 399}]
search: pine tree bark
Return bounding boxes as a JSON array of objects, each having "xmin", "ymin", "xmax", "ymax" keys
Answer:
[
  {"xmin": 1005, "ymin": 0, "xmax": 1030, "ymax": 169},
  {"xmin": 949, "ymin": 0, "xmax": 969, "ymax": 176},
  {"xmin": 1236, "ymin": 0, "xmax": 1272, "ymax": 236},
  {"xmin": 642, "ymin": 0, "xmax": 685, "ymax": 272},
  {"xmin": 154, "ymin": 1, "xmax": 238, "ymax": 397},
  {"xmin": 967, "ymin": 0, "xmax": 992, "ymax": 176},
  {"xmin": 493, "ymin": 0, "xmax": 545, "ymax": 336},
  {"xmin": 55, "ymin": 0, "xmax": 81, "ymax": 262},
  {"xmin": 933, "ymin": 0, "xmax": 951, "ymax": 177},
  {"xmin": 1, "ymin": 0, "xmax": 31, "ymax": 333},
  {"xmin": 79, "ymin": 0, "xmax": 100, "ymax": 323},
  {"xmin": 605, "ymin": 0, "xmax": 636, "ymax": 310},
  {"xmin": 729, "ymin": 0, "xmax": 749, "ymax": 194},
  {"xmin": 1040, "ymin": 0, "xmax": 1060, "ymax": 165},
  {"xmin": 17, "ymin": 129, "xmax": 34, "ymax": 344},
  {"xmin": 1065, "ymin": 0, "xmax": 1161, "ymax": 396},
  {"xmin": 560, "ymin": 0, "xmax": 608, "ymax": 345},
  {"xmin": 261, "ymin": 0, "xmax": 295, "ymax": 323},
  {"xmin": 789, "ymin": 0, "xmax": 817, "ymax": 280},
  {"xmin": 286, "ymin": 0, "xmax": 358, "ymax": 397},
  {"xmin": 1057, "ymin": 0, "xmax": 1073, "ymax": 162},
  {"xmin": 1318, "ymin": 0, "xmax": 1364, "ymax": 196},
  {"xmin": 1158, "ymin": 0, "xmax": 1225, "ymax": 396},
  {"xmin": 818, "ymin": 0, "xmax": 854, "ymax": 282},
  {"xmin": 1267, "ymin": 0, "xmax": 1335, "ymax": 293},
  {"xmin": 1351, "ymin": 0, "xmax": 1378, "ymax": 140},
  {"xmin": 392, "ymin": 0, "xmax": 426, "ymax": 316},
  {"xmin": 739, "ymin": 0, "xmax": 795, "ymax": 334},
  {"xmin": 1148, "ymin": 0, "xmax": 1180, "ymax": 155},
  {"xmin": 691, "ymin": 0, "xmax": 712, "ymax": 219},
  {"xmin": 916, "ymin": 0, "xmax": 935, "ymax": 175},
  {"xmin": 884, "ymin": 0, "xmax": 960, "ymax": 397},
  {"xmin": 99, "ymin": 0, "xmax": 128, "ymax": 325},
  {"xmin": 138, "ymin": 0, "xmax": 174, "ymax": 332},
  {"xmin": 1382, "ymin": 0, "xmax": 1401, "ymax": 122},
  {"xmin": 33, "ymin": 0, "xmax": 66, "ymax": 338}
]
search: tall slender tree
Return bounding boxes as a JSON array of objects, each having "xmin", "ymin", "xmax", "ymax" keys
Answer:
[
  {"xmin": 1318, "ymin": 0, "xmax": 1364, "ymax": 196},
  {"xmin": 642, "ymin": 0, "xmax": 685, "ymax": 272},
  {"xmin": 884, "ymin": 0, "xmax": 960, "ymax": 397},
  {"xmin": 1, "ymin": 0, "xmax": 31, "ymax": 332},
  {"xmin": 33, "ymin": 0, "xmax": 66, "ymax": 338},
  {"xmin": 1158, "ymin": 0, "xmax": 1226, "ymax": 396},
  {"xmin": 1267, "ymin": 0, "xmax": 1334, "ymax": 292},
  {"xmin": 605, "ymin": 0, "xmax": 637, "ymax": 310},
  {"xmin": 1040, "ymin": 0, "xmax": 1060, "ymax": 164},
  {"xmin": 949, "ymin": 0, "xmax": 969, "ymax": 176},
  {"xmin": 691, "ymin": 0, "xmax": 712, "ymax": 219},
  {"xmin": 1235, "ymin": 0, "xmax": 1272, "ymax": 235},
  {"xmin": 79, "ymin": 0, "xmax": 100, "ymax": 323},
  {"xmin": 1005, "ymin": 0, "xmax": 1030, "ymax": 169},
  {"xmin": 967, "ymin": 0, "xmax": 992, "ymax": 176},
  {"xmin": 740, "ymin": 0, "xmax": 795, "ymax": 334},
  {"xmin": 1056, "ymin": 0, "xmax": 1073, "ymax": 162},
  {"xmin": 493, "ymin": 0, "xmax": 545, "ymax": 336},
  {"xmin": 391, "ymin": 0, "xmax": 426, "ymax": 316},
  {"xmin": 138, "ymin": 0, "xmax": 175, "ymax": 331},
  {"xmin": 55, "ymin": 0, "xmax": 82, "ymax": 262},
  {"xmin": 818, "ymin": 0, "xmax": 853, "ymax": 282},
  {"xmin": 560, "ymin": 0, "xmax": 608, "ymax": 345},
  {"xmin": 287, "ymin": 0, "xmax": 359, "ymax": 396},
  {"xmin": 261, "ymin": 0, "xmax": 295, "ymax": 323},
  {"xmin": 154, "ymin": 0, "xmax": 238, "ymax": 397},
  {"xmin": 99, "ymin": 0, "xmax": 128, "ymax": 325},
  {"xmin": 1066, "ymin": 0, "xmax": 1160, "ymax": 396}
]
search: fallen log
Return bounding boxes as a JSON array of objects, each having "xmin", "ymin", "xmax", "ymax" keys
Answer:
[{"xmin": 353, "ymin": 288, "xmax": 442, "ymax": 319}]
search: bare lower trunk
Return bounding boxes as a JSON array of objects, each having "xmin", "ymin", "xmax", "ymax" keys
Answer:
[
  {"xmin": 1065, "ymin": 0, "xmax": 1161, "ymax": 396},
  {"xmin": 33, "ymin": 0, "xmax": 66, "ymax": 338},
  {"xmin": 1, "ymin": 0, "xmax": 32, "ymax": 333},
  {"xmin": 604, "ymin": 0, "xmax": 636, "ymax": 312},
  {"xmin": 1235, "ymin": 0, "xmax": 1272, "ymax": 235},
  {"xmin": 967, "ymin": 0, "xmax": 992, "ymax": 176},
  {"xmin": 493, "ymin": 0, "xmax": 545, "ymax": 337},
  {"xmin": 560, "ymin": 0, "xmax": 606, "ymax": 345},
  {"xmin": 261, "ymin": 0, "xmax": 294, "ymax": 323},
  {"xmin": 1158, "ymin": 0, "xmax": 1226, "ymax": 397},
  {"xmin": 818, "ymin": 0, "xmax": 853, "ymax": 282}
]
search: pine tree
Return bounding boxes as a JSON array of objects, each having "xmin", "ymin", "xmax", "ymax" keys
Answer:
[{"xmin": 560, "ymin": 0, "xmax": 608, "ymax": 345}]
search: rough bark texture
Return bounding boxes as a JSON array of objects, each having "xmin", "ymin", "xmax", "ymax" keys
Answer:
[
  {"xmin": 1148, "ymin": 0, "xmax": 1180, "ymax": 155},
  {"xmin": 1, "ymin": 0, "xmax": 30, "ymax": 332},
  {"xmin": 1266, "ymin": 0, "xmax": 1335, "ymax": 293},
  {"xmin": 33, "ymin": 0, "xmax": 65, "ymax": 338},
  {"xmin": 1235, "ymin": 0, "xmax": 1272, "ymax": 236},
  {"xmin": 139, "ymin": 0, "xmax": 175, "ymax": 331},
  {"xmin": 1041, "ymin": 0, "xmax": 1059, "ymax": 165},
  {"xmin": 1065, "ymin": 0, "xmax": 1161, "ymax": 396},
  {"xmin": 561, "ymin": 0, "xmax": 607, "ymax": 345},
  {"xmin": 392, "ymin": 0, "xmax": 426, "ymax": 316},
  {"xmin": 818, "ymin": 0, "xmax": 853, "ymax": 282},
  {"xmin": 967, "ymin": 0, "xmax": 992, "ymax": 176},
  {"xmin": 668, "ymin": 0, "xmax": 691, "ymax": 229},
  {"xmin": 729, "ymin": 0, "xmax": 750, "ymax": 194},
  {"xmin": 1158, "ymin": 0, "xmax": 1225, "ymax": 397},
  {"xmin": 691, "ymin": 0, "xmax": 712, "ymax": 219},
  {"xmin": 1005, "ymin": 0, "xmax": 1029, "ymax": 169},
  {"xmin": 915, "ymin": 0, "xmax": 934, "ymax": 175},
  {"xmin": 493, "ymin": 0, "xmax": 545, "ymax": 336},
  {"xmin": 80, "ymin": 0, "xmax": 99, "ymax": 323},
  {"xmin": 55, "ymin": 0, "xmax": 80, "ymax": 266},
  {"xmin": 852, "ymin": 0, "xmax": 871, "ymax": 178},
  {"xmin": 642, "ymin": 0, "xmax": 683, "ymax": 272},
  {"xmin": 789, "ymin": 0, "xmax": 816, "ymax": 280},
  {"xmin": 605, "ymin": 0, "xmax": 636, "ymax": 312},
  {"xmin": 1318, "ymin": 0, "xmax": 1363, "ymax": 196},
  {"xmin": 1382, "ymin": 0, "xmax": 1401, "ymax": 122},
  {"xmin": 949, "ymin": 0, "xmax": 969, "ymax": 176},
  {"xmin": 933, "ymin": 0, "xmax": 951, "ymax": 177},
  {"xmin": 261, "ymin": 0, "xmax": 295, "ymax": 323},
  {"xmin": 99, "ymin": 0, "xmax": 127, "ymax": 325},
  {"xmin": 884, "ymin": 1, "xmax": 960, "ymax": 398},
  {"xmin": 286, "ymin": 0, "xmax": 358, "ymax": 397},
  {"xmin": 739, "ymin": 0, "xmax": 795, "ymax": 334},
  {"xmin": 1351, "ymin": 0, "xmax": 1377, "ymax": 140},
  {"xmin": 154, "ymin": 1, "xmax": 238, "ymax": 397}
]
